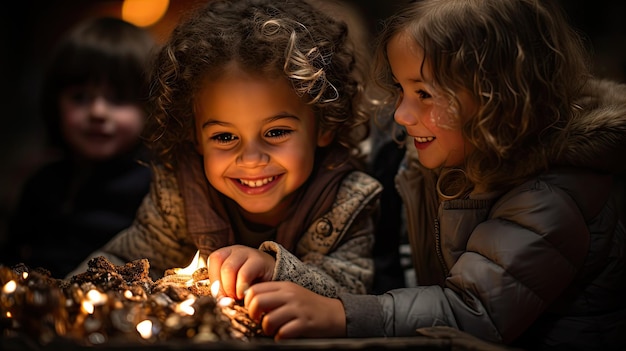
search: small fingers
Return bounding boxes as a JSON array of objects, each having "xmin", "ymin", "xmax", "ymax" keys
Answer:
[
  {"xmin": 207, "ymin": 247, "xmax": 231, "ymax": 284},
  {"xmin": 217, "ymin": 252, "xmax": 248, "ymax": 298},
  {"xmin": 244, "ymin": 282, "xmax": 282, "ymax": 321}
]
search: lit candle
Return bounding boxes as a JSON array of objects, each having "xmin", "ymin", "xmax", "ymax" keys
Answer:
[
  {"xmin": 136, "ymin": 319, "xmax": 153, "ymax": 339},
  {"xmin": 175, "ymin": 297, "xmax": 196, "ymax": 316},
  {"xmin": 2, "ymin": 280, "xmax": 16, "ymax": 294}
]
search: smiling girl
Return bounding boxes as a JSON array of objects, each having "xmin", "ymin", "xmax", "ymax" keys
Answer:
[{"xmin": 68, "ymin": 0, "xmax": 382, "ymax": 302}]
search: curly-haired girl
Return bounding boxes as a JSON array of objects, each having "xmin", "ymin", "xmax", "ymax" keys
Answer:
[
  {"xmin": 70, "ymin": 0, "xmax": 382, "ymax": 300},
  {"xmin": 240, "ymin": 0, "xmax": 626, "ymax": 348}
]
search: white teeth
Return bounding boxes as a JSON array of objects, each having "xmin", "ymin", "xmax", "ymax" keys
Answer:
[
  {"xmin": 414, "ymin": 136, "xmax": 434, "ymax": 143},
  {"xmin": 239, "ymin": 176, "xmax": 275, "ymax": 188}
]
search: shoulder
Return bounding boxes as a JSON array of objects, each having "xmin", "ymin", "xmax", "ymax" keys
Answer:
[
  {"xmin": 558, "ymin": 79, "xmax": 626, "ymax": 173},
  {"xmin": 145, "ymin": 164, "xmax": 184, "ymax": 216},
  {"xmin": 496, "ymin": 168, "xmax": 613, "ymax": 223},
  {"xmin": 333, "ymin": 170, "xmax": 383, "ymax": 220},
  {"xmin": 337, "ymin": 170, "xmax": 383, "ymax": 201}
]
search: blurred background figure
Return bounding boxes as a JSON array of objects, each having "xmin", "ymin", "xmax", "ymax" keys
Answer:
[{"xmin": 0, "ymin": 16, "xmax": 156, "ymax": 278}]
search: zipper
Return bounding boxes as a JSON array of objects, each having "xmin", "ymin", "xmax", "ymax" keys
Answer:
[
  {"xmin": 395, "ymin": 167, "xmax": 448, "ymax": 283},
  {"xmin": 433, "ymin": 217, "xmax": 449, "ymax": 277}
]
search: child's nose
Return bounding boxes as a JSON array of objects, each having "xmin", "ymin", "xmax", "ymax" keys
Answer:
[
  {"xmin": 89, "ymin": 96, "xmax": 109, "ymax": 118},
  {"xmin": 237, "ymin": 141, "xmax": 269, "ymax": 167},
  {"xmin": 393, "ymin": 100, "xmax": 419, "ymax": 127}
]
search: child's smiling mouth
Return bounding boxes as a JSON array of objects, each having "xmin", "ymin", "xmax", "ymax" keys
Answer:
[{"xmin": 238, "ymin": 176, "xmax": 276, "ymax": 188}]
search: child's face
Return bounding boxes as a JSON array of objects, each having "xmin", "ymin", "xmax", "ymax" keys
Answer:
[
  {"xmin": 194, "ymin": 65, "xmax": 329, "ymax": 226},
  {"xmin": 387, "ymin": 32, "xmax": 475, "ymax": 169},
  {"xmin": 59, "ymin": 84, "xmax": 145, "ymax": 160}
]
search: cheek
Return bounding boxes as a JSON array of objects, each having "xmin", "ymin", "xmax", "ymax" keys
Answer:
[
  {"xmin": 59, "ymin": 99, "xmax": 85, "ymax": 127},
  {"xmin": 202, "ymin": 150, "xmax": 231, "ymax": 182},
  {"xmin": 439, "ymin": 129, "xmax": 469, "ymax": 166},
  {"xmin": 113, "ymin": 106, "xmax": 145, "ymax": 135},
  {"xmin": 288, "ymin": 140, "xmax": 316, "ymax": 179}
]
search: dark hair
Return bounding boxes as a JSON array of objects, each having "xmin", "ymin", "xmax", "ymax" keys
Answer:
[
  {"xmin": 374, "ymin": 0, "xmax": 591, "ymax": 192},
  {"xmin": 40, "ymin": 17, "xmax": 156, "ymax": 150},
  {"xmin": 145, "ymin": 0, "xmax": 371, "ymax": 170}
]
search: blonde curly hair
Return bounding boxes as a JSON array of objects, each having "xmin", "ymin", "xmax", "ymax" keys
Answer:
[{"xmin": 373, "ymin": 0, "xmax": 592, "ymax": 193}]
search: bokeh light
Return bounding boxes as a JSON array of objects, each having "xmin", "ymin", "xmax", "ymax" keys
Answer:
[{"xmin": 122, "ymin": 0, "xmax": 169, "ymax": 27}]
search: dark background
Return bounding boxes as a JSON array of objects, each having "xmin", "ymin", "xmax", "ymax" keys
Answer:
[{"xmin": 1, "ymin": 0, "xmax": 625, "ymax": 246}]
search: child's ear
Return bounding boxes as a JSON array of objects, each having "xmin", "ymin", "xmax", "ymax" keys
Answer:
[{"xmin": 317, "ymin": 129, "xmax": 334, "ymax": 147}]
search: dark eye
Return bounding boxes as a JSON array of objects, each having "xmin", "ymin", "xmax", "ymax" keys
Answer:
[
  {"xmin": 210, "ymin": 133, "xmax": 238, "ymax": 144},
  {"xmin": 417, "ymin": 89, "xmax": 431, "ymax": 99},
  {"xmin": 392, "ymin": 82, "xmax": 403, "ymax": 93},
  {"xmin": 104, "ymin": 92, "xmax": 131, "ymax": 106},
  {"xmin": 265, "ymin": 128, "xmax": 292, "ymax": 139},
  {"xmin": 69, "ymin": 90, "xmax": 92, "ymax": 104}
]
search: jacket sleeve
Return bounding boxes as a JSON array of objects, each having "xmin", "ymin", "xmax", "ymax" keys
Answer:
[
  {"xmin": 340, "ymin": 178, "xmax": 590, "ymax": 343},
  {"xmin": 260, "ymin": 171, "xmax": 382, "ymax": 297},
  {"xmin": 67, "ymin": 165, "xmax": 196, "ymax": 279}
]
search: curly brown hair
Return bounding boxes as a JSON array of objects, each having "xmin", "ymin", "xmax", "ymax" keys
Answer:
[
  {"xmin": 373, "ymin": 0, "xmax": 592, "ymax": 193},
  {"xmin": 144, "ymin": 0, "xmax": 371, "ymax": 170}
]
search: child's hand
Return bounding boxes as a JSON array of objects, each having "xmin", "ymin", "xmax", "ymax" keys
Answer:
[
  {"xmin": 244, "ymin": 281, "xmax": 346, "ymax": 340},
  {"xmin": 208, "ymin": 245, "xmax": 276, "ymax": 300}
]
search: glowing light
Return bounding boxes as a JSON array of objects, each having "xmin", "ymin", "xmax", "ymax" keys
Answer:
[
  {"xmin": 136, "ymin": 319, "xmax": 153, "ymax": 339},
  {"xmin": 21, "ymin": 272, "xmax": 28, "ymax": 279},
  {"xmin": 122, "ymin": 0, "xmax": 169, "ymax": 27},
  {"xmin": 81, "ymin": 300, "xmax": 95, "ymax": 314},
  {"xmin": 5, "ymin": 311, "xmax": 12, "ymax": 318},
  {"xmin": 210, "ymin": 280, "xmax": 221, "ymax": 297},
  {"xmin": 176, "ymin": 297, "xmax": 196, "ymax": 316},
  {"xmin": 217, "ymin": 297, "xmax": 234, "ymax": 307},
  {"xmin": 173, "ymin": 250, "xmax": 206, "ymax": 275},
  {"xmin": 86, "ymin": 289, "xmax": 108, "ymax": 305},
  {"xmin": 124, "ymin": 290, "xmax": 133, "ymax": 299},
  {"xmin": 2, "ymin": 280, "xmax": 16, "ymax": 294}
]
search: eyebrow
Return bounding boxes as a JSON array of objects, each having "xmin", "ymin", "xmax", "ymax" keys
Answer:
[
  {"xmin": 391, "ymin": 74, "xmax": 423, "ymax": 84},
  {"xmin": 200, "ymin": 113, "xmax": 300, "ymax": 129}
]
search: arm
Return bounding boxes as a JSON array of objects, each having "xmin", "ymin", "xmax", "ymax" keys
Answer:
[
  {"xmin": 261, "ymin": 216, "xmax": 374, "ymax": 297},
  {"xmin": 264, "ymin": 171, "xmax": 381, "ymax": 296},
  {"xmin": 339, "ymin": 179, "xmax": 590, "ymax": 343}
]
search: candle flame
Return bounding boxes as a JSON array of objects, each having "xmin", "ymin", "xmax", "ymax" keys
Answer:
[
  {"xmin": 22, "ymin": 272, "xmax": 28, "ymax": 279},
  {"xmin": 86, "ymin": 289, "xmax": 108, "ymax": 305},
  {"xmin": 81, "ymin": 300, "xmax": 95, "ymax": 314},
  {"xmin": 137, "ymin": 319, "xmax": 153, "ymax": 339},
  {"xmin": 2, "ymin": 280, "xmax": 16, "ymax": 294},
  {"xmin": 174, "ymin": 250, "xmax": 207, "ymax": 275},
  {"xmin": 176, "ymin": 297, "xmax": 196, "ymax": 315}
]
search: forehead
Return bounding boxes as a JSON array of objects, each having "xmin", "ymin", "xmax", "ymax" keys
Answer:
[
  {"xmin": 194, "ymin": 64, "xmax": 314, "ymax": 125},
  {"xmin": 387, "ymin": 32, "xmax": 432, "ymax": 80}
]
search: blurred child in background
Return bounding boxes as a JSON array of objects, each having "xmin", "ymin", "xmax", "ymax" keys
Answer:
[{"xmin": 1, "ymin": 17, "xmax": 156, "ymax": 278}]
